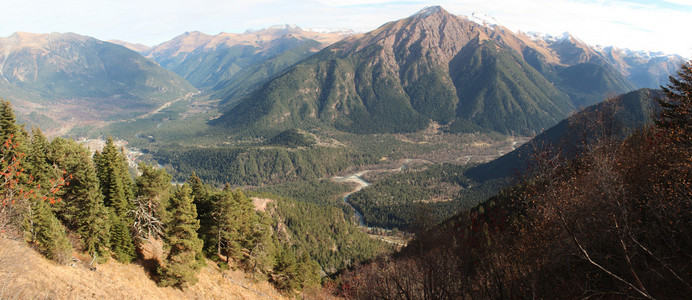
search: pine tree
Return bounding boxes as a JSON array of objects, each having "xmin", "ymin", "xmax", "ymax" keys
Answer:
[
  {"xmin": 26, "ymin": 198, "xmax": 72, "ymax": 263},
  {"xmin": 657, "ymin": 60, "xmax": 692, "ymax": 129},
  {"xmin": 158, "ymin": 184, "xmax": 204, "ymax": 288},
  {"xmin": 271, "ymin": 245, "xmax": 300, "ymax": 292},
  {"xmin": 0, "ymin": 100, "xmax": 21, "ymax": 149},
  {"xmin": 133, "ymin": 163, "xmax": 171, "ymax": 242},
  {"xmin": 206, "ymin": 189, "xmax": 260, "ymax": 265},
  {"xmin": 48, "ymin": 138, "xmax": 110, "ymax": 260},
  {"xmin": 94, "ymin": 136, "xmax": 135, "ymax": 262}
]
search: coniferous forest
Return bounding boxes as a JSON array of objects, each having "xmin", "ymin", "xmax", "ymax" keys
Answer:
[
  {"xmin": 0, "ymin": 5, "xmax": 690, "ymax": 299},
  {"xmin": 0, "ymin": 99, "xmax": 387, "ymax": 294},
  {"xmin": 337, "ymin": 62, "xmax": 692, "ymax": 299}
]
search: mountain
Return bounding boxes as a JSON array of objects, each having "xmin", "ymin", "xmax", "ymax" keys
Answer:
[
  {"xmin": 528, "ymin": 32, "xmax": 685, "ymax": 91},
  {"xmin": 0, "ymin": 32, "xmax": 194, "ymax": 102},
  {"xmin": 108, "ymin": 39, "xmax": 150, "ymax": 52},
  {"xmin": 597, "ymin": 46, "xmax": 686, "ymax": 88},
  {"xmin": 212, "ymin": 6, "xmax": 640, "ymax": 136},
  {"xmin": 466, "ymin": 88, "xmax": 661, "ymax": 181},
  {"xmin": 0, "ymin": 32, "xmax": 196, "ymax": 134},
  {"xmin": 143, "ymin": 26, "xmax": 351, "ymax": 100}
]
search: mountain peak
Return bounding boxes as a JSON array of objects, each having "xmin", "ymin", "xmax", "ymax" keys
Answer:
[{"xmin": 412, "ymin": 5, "xmax": 446, "ymax": 18}]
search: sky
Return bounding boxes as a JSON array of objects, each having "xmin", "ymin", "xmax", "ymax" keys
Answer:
[{"xmin": 3, "ymin": 0, "xmax": 691, "ymax": 57}]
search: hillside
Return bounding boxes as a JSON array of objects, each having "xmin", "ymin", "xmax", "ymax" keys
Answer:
[
  {"xmin": 467, "ymin": 88, "xmax": 661, "ymax": 181},
  {"xmin": 143, "ymin": 26, "xmax": 350, "ymax": 101},
  {"xmin": 0, "ymin": 238, "xmax": 284, "ymax": 299},
  {"xmin": 0, "ymin": 32, "xmax": 197, "ymax": 134},
  {"xmin": 212, "ymin": 6, "xmax": 641, "ymax": 136},
  {"xmin": 337, "ymin": 67, "xmax": 692, "ymax": 298}
]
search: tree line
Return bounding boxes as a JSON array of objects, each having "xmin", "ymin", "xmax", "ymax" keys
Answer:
[
  {"xmin": 335, "ymin": 61, "xmax": 692, "ymax": 299},
  {"xmin": 0, "ymin": 100, "xmax": 322, "ymax": 293}
]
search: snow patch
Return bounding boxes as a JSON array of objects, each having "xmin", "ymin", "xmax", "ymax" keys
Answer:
[
  {"xmin": 414, "ymin": 6, "xmax": 442, "ymax": 18},
  {"xmin": 468, "ymin": 12, "xmax": 499, "ymax": 28}
]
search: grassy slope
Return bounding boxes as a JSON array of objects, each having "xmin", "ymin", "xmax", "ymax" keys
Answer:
[{"xmin": 0, "ymin": 238, "xmax": 284, "ymax": 300}]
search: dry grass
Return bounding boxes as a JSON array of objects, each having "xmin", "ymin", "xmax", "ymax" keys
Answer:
[{"xmin": 0, "ymin": 238, "xmax": 285, "ymax": 300}]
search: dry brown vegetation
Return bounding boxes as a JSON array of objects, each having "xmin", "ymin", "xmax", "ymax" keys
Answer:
[
  {"xmin": 0, "ymin": 238, "xmax": 285, "ymax": 300},
  {"xmin": 337, "ymin": 62, "xmax": 692, "ymax": 299}
]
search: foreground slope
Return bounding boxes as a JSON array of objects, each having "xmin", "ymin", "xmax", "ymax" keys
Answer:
[
  {"xmin": 338, "ymin": 67, "xmax": 691, "ymax": 298},
  {"xmin": 0, "ymin": 238, "xmax": 284, "ymax": 300}
]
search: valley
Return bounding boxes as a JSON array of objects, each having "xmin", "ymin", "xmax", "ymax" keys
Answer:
[{"xmin": 0, "ymin": 3, "xmax": 689, "ymax": 299}]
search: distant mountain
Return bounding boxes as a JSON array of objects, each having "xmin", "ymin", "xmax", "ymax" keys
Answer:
[
  {"xmin": 214, "ymin": 6, "xmax": 637, "ymax": 135},
  {"xmin": 466, "ymin": 88, "xmax": 661, "ymax": 181},
  {"xmin": 597, "ymin": 46, "xmax": 686, "ymax": 88},
  {"xmin": 143, "ymin": 26, "xmax": 351, "ymax": 100},
  {"xmin": 0, "ymin": 32, "xmax": 196, "ymax": 134},
  {"xmin": 108, "ymin": 39, "xmax": 150, "ymax": 52},
  {"xmin": 528, "ymin": 32, "xmax": 685, "ymax": 90}
]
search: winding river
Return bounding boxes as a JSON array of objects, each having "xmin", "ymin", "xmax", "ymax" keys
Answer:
[
  {"xmin": 332, "ymin": 171, "xmax": 370, "ymax": 227},
  {"xmin": 332, "ymin": 159, "xmax": 415, "ymax": 228}
]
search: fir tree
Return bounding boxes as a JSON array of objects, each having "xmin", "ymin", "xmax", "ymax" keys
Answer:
[
  {"xmin": 26, "ymin": 198, "xmax": 72, "ymax": 263},
  {"xmin": 0, "ymin": 100, "xmax": 21, "ymax": 147},
  {"xmin": 657, "ymin": 60, "xmax": 692, "ymax": 129},
  {"xmin": 158, "ymin": 184, "xmax": 204, "ymax": 288},
  {"xmin": 25, "ymin": 128, "xmax": 55, "ymax": 185},
  {"xmin": 94, "ymin": 136, "xmax": 134, "ymax": 211},
  {"xmin": 48, "ymin": 138, "xmax": 110, "ymax": 260},
  {"xmin": 133, "ymin": 163, "xmax": 171, "ymax": 242},
  {"xmin": 94, "ymin": 136, "xmax": 135, "ymax": 262}
]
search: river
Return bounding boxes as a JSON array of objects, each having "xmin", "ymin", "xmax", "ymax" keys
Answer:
[{"xmin": 332, "ymin": 171, "xmax": 370, "ymax": 226}]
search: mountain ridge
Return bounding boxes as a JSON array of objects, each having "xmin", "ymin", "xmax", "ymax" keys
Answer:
[{"xmin": 212, "ymin": 6, "xmax": 634, "ymax": 135}]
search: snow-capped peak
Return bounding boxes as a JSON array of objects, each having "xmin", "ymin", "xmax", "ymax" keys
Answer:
[
  {"xmin": 526, "ymin": 31, "xmax": 572, "ymax": 43},
  {"xmin": 414, "ymin": 6, "xmax": 443, "ymax": 18},
  {"xmin": 468, "ymin": 12, "xmax": 499, "ymax": 28}
]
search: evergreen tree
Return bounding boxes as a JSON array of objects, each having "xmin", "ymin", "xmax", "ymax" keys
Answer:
[
  {"xmin": 657, "ymin": 60, "xmax": 692, "ymax": 129},
  {"xmin": 188, "ymin": 173, "xmax": 214, "ymax": 256},
  {"xmin": 94, "ymin": 136, "xmax": 135, "ymax": 262},
  {"xmin": 94, "ymin": 137, "xmax": 134, "ymax": 211},
  {"xmin": 0, "ymin": 100, "xmax": 21, "ymax": 149},
  {"xmin": 158, "ymin": 184, "xmax": 204, "ymax": 288},
  {"xmin": 49, "ymin": 138, "xmax": 110, "ymax": 260},
  {"xmin": 271, "ymin": 245, "xmax": 299, "ymax": 292},
  {"xmin": 206, "ymin": 189, "xmax": 260, "ymax": 265},
  {"xmin": 188, "ymin": 173, "xmax": 211, "ymax": 219},
  {"xmin": 25, "ymin": 128, "xmax": 55, "ymax": 185},
  {"xmin": 26, "ymin": 198, "xmax": 72, "ymax": 263},
  {"xmin": 0, "ymin": 100, "xmax": 28, "ymax": 169},
  {"xmin": 110, "ymin": 212, "xmax": 136, "ymax": 262},
  {"xmin": 133, "ymin": 163, "xmax": 171, "ymax": 242}
]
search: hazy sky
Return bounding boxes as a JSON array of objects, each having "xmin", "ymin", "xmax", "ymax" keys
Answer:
[{"xmin": 3, "ymin": 0, "xmax": 691, "ymax": 57}]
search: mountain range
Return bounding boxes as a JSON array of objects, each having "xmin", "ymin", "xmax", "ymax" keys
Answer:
[
  {"xmin": 210, "ymin": 6, "xmax": 682, "ymax": 136},
  {"xmin": 0, "ymin": 6, "xmax": 684, "ymax": 138},
  {"xmin": 0, "ymin": 32, "xmax": 196, "ymax": 134},
  {"xmin": 135, "ymin": 26, "xmax": 352, "ymax": 103}
]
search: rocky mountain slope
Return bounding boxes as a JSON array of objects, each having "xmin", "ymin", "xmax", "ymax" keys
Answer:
[
  {"xmin": 143, "ymin": 26, "xmax": 352, "ymax": 102},
  {"xmin": 212, "ymin": 6, "xmax": 648, "ymax": 136},
  {"xmin": 466, "ymin": 88, "xmax": 661, "ymax": 181},
  {"xmin": 0, "ymin": 32, "xmax": 196, "ymax": 134}
]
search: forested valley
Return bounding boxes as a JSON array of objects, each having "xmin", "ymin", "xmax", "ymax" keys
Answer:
[
  {"xmin": 0, "ymin": 99, "xmax": 389, "ymax": 297},
  {"xmin": 335, "ymin": 62, "xmax": 692, "ymax": 299},
  {"xmin": 0, "ymin": 5, "xmax": 689, "ymax": 299}
]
